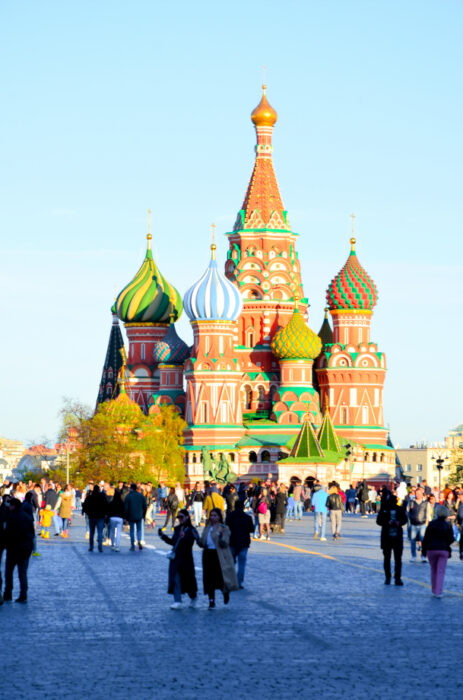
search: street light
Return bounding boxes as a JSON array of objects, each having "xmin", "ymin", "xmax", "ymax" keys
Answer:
[{"xmin": 433, "ymin": 456, "xmax": 445, "ymax": 496}]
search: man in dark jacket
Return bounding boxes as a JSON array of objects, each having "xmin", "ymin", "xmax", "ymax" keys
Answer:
[
  {"xmin": 226, "ymin": 501, "xmax": 254, "ymax": 588},
  {"xmin": 124, "ymin": 483, "xmax": 147, "ymax": 551},
  {"xmin": 82, "ymin": 484, "xmax": 107, "ymax": 552},
  {"xmin": 357, "ymin": 480, "xmax": 370, "ymax": 517},
  {"xmin": 407, "ymin": 487, "xmax": 428, "ymax": 562},
  {"xmin": 3, "ymin": 498, "xmax": 35, "ymax": 603},
  {"xmin": 376, "ymin": 492, "xmax": 407, "ymax": 586},
  {"xmin": 0, "ymin": 495, "xmax": 11, "ymax": 604}
]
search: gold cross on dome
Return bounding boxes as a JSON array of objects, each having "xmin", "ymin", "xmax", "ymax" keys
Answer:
[
  {"xmin": 262, "ymin": 64, "xmax": 267, "ymax": 88},
  {"xmin": 350, "ymin": 212, "xmax": 355, "ymax": 235},
  {"xmin": 147, "ymin": 208, "xmax": 152, "ymax": 233},
  {"xmin": 211, "ymin": 222, "xmax": 216, "ymax": 244}
]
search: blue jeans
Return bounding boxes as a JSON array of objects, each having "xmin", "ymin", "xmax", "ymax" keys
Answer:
[
  {"xmin": 294, "ymin": 501, "xmax": 303, "ymax": 520},
  {"xmin": 109, "ymin": 517, "xmax": 123, "ymax": 547},
  {"xmin": 89, "ymin": 518, "xmax": 105, "ymax": 550},
  {"xmin": 314, "ymin": 511, "xmax": 327, "ymax": 538},
  {"xmin": 410, "ymin": 523, "xmax": 426, "ymax": 557},
  {"xmin": 286, "ymin": 505, "xmax": 294, "ymax": 519},
  {"xmin": 129, "ymin": 519, "xmax": 142, "ymax": 546},
  {"xmin": 231, "ymin": 547, "xmax": 248, "ymax": 586}
]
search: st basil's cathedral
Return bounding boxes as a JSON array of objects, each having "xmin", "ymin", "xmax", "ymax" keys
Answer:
[{"xmin": 97, "ymin": 86, "xmax": 396, "ymax": 487}]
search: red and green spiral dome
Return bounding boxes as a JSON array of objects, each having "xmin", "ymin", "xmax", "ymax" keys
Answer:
[{"xmin": 326, "ymin": 238, "xmax": 378, "ymax": 311}]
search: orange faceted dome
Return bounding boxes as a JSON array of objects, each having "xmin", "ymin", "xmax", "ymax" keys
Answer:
[{"xmin": 251, "ymin": 85, "xmax": 277, "ymax": 127}]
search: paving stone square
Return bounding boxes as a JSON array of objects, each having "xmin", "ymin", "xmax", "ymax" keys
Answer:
[{"xmin": 2, "ymin": 513, "xmax": 462, "ymax": 699}]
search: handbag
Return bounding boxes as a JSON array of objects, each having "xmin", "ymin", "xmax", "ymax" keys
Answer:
[{"xmin": 166, "ymin": 535, "xmax": 180, "ymax": 560}]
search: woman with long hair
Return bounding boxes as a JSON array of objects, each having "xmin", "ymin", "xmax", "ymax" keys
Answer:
[
  {"xmin": 199, "ymin": 507, "xmax": 238, "ymax": 609},
  {"xmin": 422, "ymin": 505, "xmax": 455, "ymax": 598},
  {"xmin": 158, "ymin": 508, "xmax": 198, "ymax": 609}
]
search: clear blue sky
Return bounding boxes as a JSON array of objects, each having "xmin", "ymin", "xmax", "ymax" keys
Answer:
[{"xmin": 0, "ymin": 0, "xmax": 461, "ymax": 447}]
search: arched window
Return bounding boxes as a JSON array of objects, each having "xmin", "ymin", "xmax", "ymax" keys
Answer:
[
  {"xmin": 228, "ymin": 453, "xmax": 235, "ymax": 462},
  {"xmin": 372, "ymin": 452, "xmax": 377, "ymax": 463},
  {"xmin": 257, "ymin": 386, "xmax": 265, "ymax": 404},
  {"xmin": 380, "ymin": 453, "xmax": 385, "ymax": 463},
  {"xmin": 261, "ymin": 450, "xmax": 271, "ymax": 463},
  {"xmin": 247, "ymin": 328, "xmax": 255, "ymax": 347},
  {"xmin": 364, "ymin": 452, "xmax": 369, "ymax": 462},
  {"xmin": 249, "ymin": 451, "xmax": 257, "ymax": 463},
  {"xmin": 141, "ymin": 343, "xmax": 146, "ymax": 360},
  {"xmin": 244, "ymin": 386, "xmax": 252, "ymax": 410},
  {"xmin": 192, "ymin": 454, "xmax": 197, "ymax": 463}
]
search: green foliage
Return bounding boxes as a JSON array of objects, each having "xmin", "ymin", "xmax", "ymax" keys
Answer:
[
  {"xmin": 74, "ymin": 402, "xmax": 186, "ymax": 485},
  {"xmin": 448, "ymin": 448, "xmax": 463, "ymax": 486}
]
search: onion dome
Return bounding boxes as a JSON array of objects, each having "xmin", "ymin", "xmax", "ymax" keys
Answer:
[
  {"xmin": 153, "ymin": 317, "xmax": 190, "ymax": 365},
  {"xmin": 326, "ymin": 238, "xmax": 378, "ymax": 311},
  {"xmin": 115, "ymin": 233, "xmax": 183, "ymax": 324},
  {"xmin": 318, "ymin": 308, "xmax": 333, "ymax": 346},
  {"xmin": 184, "ymin": 244, "xmax": 243, "ymax": 322},
  {"xmin": 271, "ymin": 303, "xmax": 322, "ymax": 361},
  {"xmin": 251, "ymin": 84, "xmax": 277, "ymax": 127}
]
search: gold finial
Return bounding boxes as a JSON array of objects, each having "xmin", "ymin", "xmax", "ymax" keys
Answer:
[
  {"xmin": 350, "ymin": 237, "xmax": 356, "ymax": 251},
  {"xmin": 211, "ymin": 222, "xmax": 216, "ymax": 260},
  {"xmin": 324, "ymin": 395, "xmax": 330, "ymax": 413},
  {"xmin": 169, "ymin": 312, "xmax": 175, "ymax": 325},
  {"xmin": 262, "ymin": 64, "xmax": 267, "ymax": 91},
  {"xmin": 147, "ymin": 208, "xmax": 152, "ymax": 248},
  {"xmin": 294, "ymin": 293, "xmax": 300, "ymax": 309},
  {"xmin": 324, "ymin": 307, "xmax": 329, "ymax": 319}
]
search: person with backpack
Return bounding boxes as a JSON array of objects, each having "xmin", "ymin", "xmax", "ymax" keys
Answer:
[
  {"xmin": 162, "ymin": 487, "xmax": 179, "ymax": 532},
  {"xmin": 376, "ymin": 491, "xmax": 407, "ymax": 586},
  {"xmin": 326, "ymin": 482, "xmax": 344, "ymax": 540},
  {"xmin": 257, "ymin": 487, "xmax": 271, "ymax": 541},
  {"xmin": 357, "ymin": 480, "xmax": 370, "ymax": 518}
]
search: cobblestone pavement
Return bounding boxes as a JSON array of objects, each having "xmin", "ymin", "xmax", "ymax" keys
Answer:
[{"xmin": 2, "ymin": 513, "xmax": 462, "ymax": 699}]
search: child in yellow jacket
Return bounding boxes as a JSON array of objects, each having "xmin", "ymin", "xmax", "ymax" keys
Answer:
[{"xmin": 40, "ymin": 505, "xmax": 53, "ymax": 539}]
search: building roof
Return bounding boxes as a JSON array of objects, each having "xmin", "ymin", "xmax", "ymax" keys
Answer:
[
  {"xmin": 318, "ymin": 411, "xmax": 341, "ymax": 453},
  {"xmin": 153, "ymin": 318, "xmax": 190, "ymax": 365},
  {"xmin": 115, "ymin": 233, "xmax": 183, "ymax": 324},
  {"xmin": 96, "ymin": 313, "xmax": 125, "ymax": 408},
  {"xmin": 318, "ymin": 308, "xmax": 334, "ymax": 345},
  {"xmin": 183, "ymin": 245, "xmax": 243, "ymax": 322},
  {"xmin": 271, "ymin": 305, "xmax": 322, "ymax": 361},
  {"xmin": 326, "ymin": 238, "xmax": 378, "ymax": 311}
]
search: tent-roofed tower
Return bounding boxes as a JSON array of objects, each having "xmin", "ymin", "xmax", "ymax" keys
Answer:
[
  {"xmin": 224, "ymin": 85, "xmax": 307, "ymax": 419},
  {"xmin": 95, "ymin": 309, "xmax": 126, "ymax": 410}
]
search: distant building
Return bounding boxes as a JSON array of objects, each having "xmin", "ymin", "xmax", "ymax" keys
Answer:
[
  {"xmin": 0, "ymin": 437, "xmax": 25, "ymax": 482},
  {"xmin": 446, "ymin": 424, "xmax": 463, "ymax": 449},
  {"xmin": 395, "ymin": 447, "xmax": 451, "ymax": 488}
]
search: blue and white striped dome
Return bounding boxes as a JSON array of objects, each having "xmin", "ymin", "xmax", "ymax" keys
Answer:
[{"xmin": 184, "ymin": 246, "xmax": 243, "ymax": 322}]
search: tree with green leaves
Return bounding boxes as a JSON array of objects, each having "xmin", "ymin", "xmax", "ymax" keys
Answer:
[{"xmin": 448, "ymin": 447, "xmax": 463, "ymax": 486}]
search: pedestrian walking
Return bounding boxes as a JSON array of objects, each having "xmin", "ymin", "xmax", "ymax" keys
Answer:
[
  {"xmin": 3, "ymin": 497, "xmax": 35, "ymax": 603},
  {"xmin": 124, "ymin": 483, "xmax": 147, "ymax": 551},
  {"xmin": 158, "ymin": 509, "xmax": 199, "ymax": 609},
  {"xmin": 326, "ymin": 483, "xmax": 343, "ymax": 539},
  {"xmin": 422, "ymin": 505, "xmax": 455, "ymax": 598},
  {"xmin": 107, "ymin": 487, "xmax": 125, "ymax": 551},
  {"xmin": 376, "ymin": 493, "xmax": 407, "ymax": 586},
  {"xmin": 226, "ymin": 501, "xmax": 254, "ymax": 588},
  {"xmin": 456, "ymin": 491, "xmax": 463, "ymax": 561},
  {"xmin": 162, "ymin": 487, "xmax": 179, "ymax": 531},
  {"xmin": 274, "ymin": 484, "xmax": 288, "ymax": 533},
  {"xmin": 203, "ymin": 484, "xmax": 225, "ymax": 520},
  {"xmin": 82, "ymin": 484, "xmax": 107, "ymax": 552},
  {"xmin": 199, "ymin": 508, "xmax": 239, "ymax": 609},
  {"xmin": 190, "ymin": 482, "xmax": 205, "ymax": 527},
  {"xmin": 55, "ymin": 484, "xmax": 73, "ymax": 538},
  {"xmin": 407, "ymin": 486, "xmax": 428, "ymax": 562},
  {"xmin": 357, "ymin": 480, "xmax": 370, "ymax": 517},
  {"xmin": 312, "ymin": 483, "xmax": 328, "ymax": 541},
  {"xmin": 256, "ymin": 487, "xmax": 271, "ymax": 540}
]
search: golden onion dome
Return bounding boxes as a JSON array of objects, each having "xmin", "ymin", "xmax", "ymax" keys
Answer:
[{"xmin": 251, "ymin": 84, "xmax": 277, "ymax": 127}]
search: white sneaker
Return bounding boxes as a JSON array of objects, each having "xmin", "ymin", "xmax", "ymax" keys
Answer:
[
  {"xmin": 170, "ymin": 602, "xmax": 183, "ymax": 610},
  {"xmin": 189, "ymin": 597, "xmax": 198, "ymax": 608},
  {"xmin": 320, "ymin": 537, "xmax": 327, "ymax": 541},
  {"xmin": 410, "ymin": 557, "xmax": 417, "ymax": 562}
]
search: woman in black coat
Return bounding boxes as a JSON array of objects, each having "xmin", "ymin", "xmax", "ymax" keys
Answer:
[
  {"xmin": 376, "ymin": 493, "xmax": 407, "ymax": 586},
  {"xmin": 159, "ymin": 509, "xmax": 198, "ymax": 609},
  {"xmin": 274, "ymin": 485, "xmax": 288, "ymax": 534}
]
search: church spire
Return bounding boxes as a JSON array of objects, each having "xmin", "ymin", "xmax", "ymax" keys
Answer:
[{"xmin": 234, "ymin": 85, "xmax": 289, "ymax": 232}]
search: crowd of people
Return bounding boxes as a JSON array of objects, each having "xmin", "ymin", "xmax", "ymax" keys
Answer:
[{"xmin": 0, "ymin": 475, "xmax": 462, "ymax": 605}]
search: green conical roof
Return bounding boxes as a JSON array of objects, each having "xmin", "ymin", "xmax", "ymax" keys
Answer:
[
  {"xmin": 271, "ymin": 306, "xmax": 322, "ymax": 361},
  {"xmin": 318, "ymin": 308, "xmax": 333, "ymax": 346},
  {"xmin": 290, "ymin": 418, "xmax": 324, "ymax": 460},
  {"xmin": 115, "ymin": 235, "xmax": 183, "ymax": 324},
  {"xmin": 318, "ymin": 411, "xmax": 341, "ymax": 453}
]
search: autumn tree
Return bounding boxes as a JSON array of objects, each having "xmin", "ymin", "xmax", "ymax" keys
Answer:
[{"xmin": 448, "ymin": 447, "xmax": 463, "ymax": 486}]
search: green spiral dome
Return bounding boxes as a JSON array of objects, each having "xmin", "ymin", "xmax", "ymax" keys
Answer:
[
  {"xmin": 115, "ymin": 236, "xmax": 183, "ymax": 324},
  {"xmin": 271, "ymin": 307, "xmax": 322, "ymax": 361}
]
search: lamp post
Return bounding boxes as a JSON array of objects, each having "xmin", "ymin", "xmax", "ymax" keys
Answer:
[
  {"xmin": 434, "ymin": 456, "xmax": 444, "ymax": 497},
  {"xmin": 66, "ymin": 441, "xmax": 70, "ymax": 485}
]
